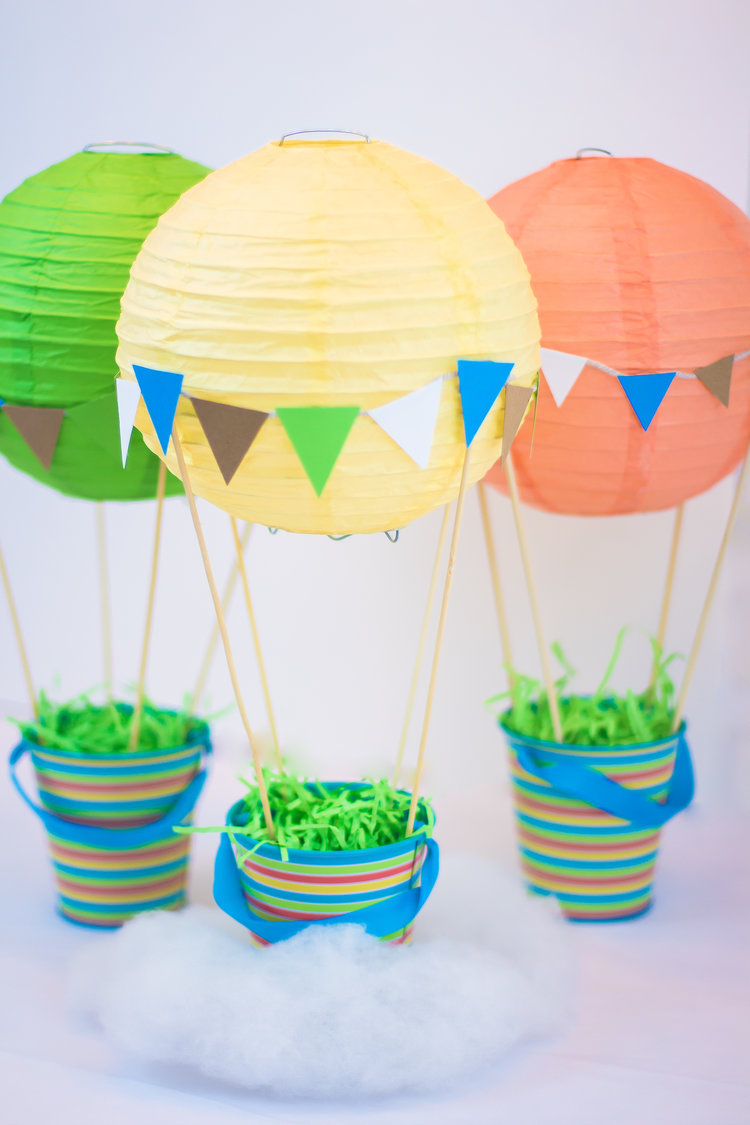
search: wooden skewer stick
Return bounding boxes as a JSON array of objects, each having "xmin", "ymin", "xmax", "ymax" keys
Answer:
[
  {"xmin": 672, "ymin": 449, "xmax": 750, "ymax": 732},
  {"xmin": 173, "ymin": 429, "xmax": 275, "ymax": 838},
  {"xmin": 649, "ymin": 503, "xmax": 684, "ymax": 690},
  {"xmin": 230, "ymin": 515, "xmax": 284, "ymax": 774},
  {"xmin": 128, "ymin": 461, "xmax": 167, "ymax": 752},
  {"xmin": 477, "ymin": 480, "xmax": 515, "ymax": 688},
  {"xmin": 505, "ymin": 455, "xmax": 563, "ymax": 742},
  {"xmin": 406, "ymin": 452, "xmax": 472, "ymax": 836},
  {"xmin": 0, "ymin": 540, "xmax": 38, "ymax": 719},
  {"xmin": 392, "ymin": 504, "xmax": 451, "ymax": 788},
  {"xmin": 96, "ymin": 503, "xmax": 114, "ymax": 699},
  {"xmin": 190, "ymin": 522, "xmax": 252, "ymax": 711}
]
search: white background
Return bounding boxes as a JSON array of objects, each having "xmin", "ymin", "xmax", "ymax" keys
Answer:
[
  {"xmin": 1, "ymin": 3, "xmax": 750, "ymax": 1123},
  {"xmin": 1, "ymin": 0, "xmax": 749, "ymax": 810}
]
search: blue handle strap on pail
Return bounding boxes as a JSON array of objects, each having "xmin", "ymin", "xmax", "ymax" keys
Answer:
[
  {"xmin": 9, "ymin": 735, "xmax": 212, "ymax": 849},
  {"xmin": 213, "ymin": 830, "xmax": 440, "ymax": 942},
  {"xmin": 509, "ymin": 730, "xmax": 694, "ymax": 829}
]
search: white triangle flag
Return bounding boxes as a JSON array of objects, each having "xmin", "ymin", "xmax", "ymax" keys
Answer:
[
  {"xmin": 115, "ymin": 379, "xmax": 141, "ymax": 467},
  {"xmin": 540, "ymin": 347, "xmax": 589, "ymax": 407},
  {"xmin": 369, "ymin": 378, "xmax": 443, "ymax": 469}
]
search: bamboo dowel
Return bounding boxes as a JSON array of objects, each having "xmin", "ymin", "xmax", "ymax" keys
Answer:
[
  {"xmin": 505, "ymin": 455, "xmax": 563, "ymax": 742},
  {"xmin": 528, "ymin": 388, "xmax": 540, "ymax": 456},
  {"xmin": 128, "ymin": 461, "xmax": 167, "ymax": 752},
  {"xmin": 477, "ymin": 480, "xmax": 515, "ymax": 688},
  {"xmin": 672, "ymin": 449, "xmax": 750, "ymax": 732},
  {"xmin": 173, "ymin": 429, "xmax": 275, "ymax": 838},
  {"xmin": 649, "ymin": 503, "xmax": 684, "ymax": 690},
  {"xmin": 405, "ymin": 451, "xmax": 472, "ymax": 835},
  {"xmin": 0, "ymin": 540, "xmax": 38, "ymax": 719},
  {"xmin": 392, "ymin": 504, "xmax": 451, "ymax": 788},
  {"xmin": 230, "ymin": 515, "xmax": 284, "ymax": 774},
  {"xmin": 190, "ymin": 522, "xmax": 252, "ymax": 711},
  {"xmin": 96, "ymin": 503, "xmax": 113, "ymax": 699}
]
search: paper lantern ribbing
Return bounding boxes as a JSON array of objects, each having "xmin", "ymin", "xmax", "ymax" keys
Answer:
[
  {"xmin": 483, "ymin": 155, "xmax": 750, "ymax": 515},
  {"xmin": 0, "ymin": 147, "xmax": 210, "ymax": 500},
  {"xmin": 116, "ymin": 137, "xmax": 540, "ymax": 534}
]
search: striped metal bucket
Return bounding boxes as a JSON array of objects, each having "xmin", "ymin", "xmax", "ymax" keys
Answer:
[
  {"xmin": 213, "ymin": 783, "xmax": 439, "ymax": 946},
  {"xmin": 502, "ymin": 718, "xmax": 694, "ymax": 921},
  {"xmin": 10, "ymin": 716, "xmax": 211, "ymax": 927}
]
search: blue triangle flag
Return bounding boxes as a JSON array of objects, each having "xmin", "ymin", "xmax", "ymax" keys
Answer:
[
  {"xmin": 133, "ymin": 365, "xmax": 184, "ymax": 454},
  {"xmin": 457, "ymin": 359, "xmax": 514, "ymax": 446},
  {"xmin": 617, "ymin": 372, "xmax": 676, "ymax": 430}
]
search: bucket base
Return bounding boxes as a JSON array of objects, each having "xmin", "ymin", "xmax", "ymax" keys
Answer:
[
  {"xmin": 246, "ymin": 921, "xmax": 416, "ymax": 948},
  {"xmin": 56, "ymin": 895, "xmax": 187, "ymax": 930},
  {"xmin": 564, "ymin": 902, "xmax": 653, "ymax": 924},
  {"xmin": 526, "ymin": 884, "xmax": 653, "ymax": 923}
]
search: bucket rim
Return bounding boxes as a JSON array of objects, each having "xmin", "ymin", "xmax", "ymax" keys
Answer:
[
  {"xmin": 21, "ymin": 703, "xmax": 210, "ymax": 762},
  {"xmin": 499, "ymin": 709, "xmax": 687, "ymax": 754},
  {"xmin": 226, "ymin": 781, "xmax": 434, "ymax": 863}
]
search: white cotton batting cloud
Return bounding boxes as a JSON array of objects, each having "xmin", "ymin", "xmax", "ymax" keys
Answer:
[{"xmin": 70, "ymin": 853, "xmax": 573, "ymax": 1099}]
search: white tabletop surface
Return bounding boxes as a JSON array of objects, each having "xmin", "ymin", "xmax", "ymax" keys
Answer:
[{"xmin": 2, "ymin": 737, "xmax": 748, "ymax": 1125}]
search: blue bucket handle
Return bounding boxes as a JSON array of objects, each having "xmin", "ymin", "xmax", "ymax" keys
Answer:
[
  {"xmin": 9, "ymin": 734, "xmax": 211, "ymax": 850},
  {"xmin": 509, "ymin": 729, "xmax": 694, "ymax": 829},
  {"xmin": 213, "ymin": 830, "xmax": 440, "ymax": 942}
]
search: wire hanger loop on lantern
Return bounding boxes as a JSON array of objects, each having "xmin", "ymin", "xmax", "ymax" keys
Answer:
[
  {"xmin": 266, "ymin": 527, "xmax": 400, "ymax": 542},
  {"xmin": 575, "ymin": 147, "xmax": 613, "ymax": 159},
  {"xmin": 278, "ymin": 129, "xmax": 370, "ymax": 145},
  {"xmin": 325, "ymin": 530, "xmax": 400, "ymax": 542},
  {"xmin": 82, "ymin": 142, "xmax": 175, "ymax": 154}
]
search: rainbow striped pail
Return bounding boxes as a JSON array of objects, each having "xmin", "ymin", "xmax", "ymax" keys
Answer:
[
  {"xmin": 9, "ymin": 718, "xmax": 211, "ymax": 927},
  {"xmin": 502, "ymin": 719, "xmax": 694, "ymax": 921},
  {"xmin": 213, "ymin": 783, "xmax": 439, "ymax": 946}
]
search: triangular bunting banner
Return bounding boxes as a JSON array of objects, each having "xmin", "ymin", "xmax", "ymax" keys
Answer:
[
  {"xmin": 540, "ymin": 347, "xmax": 589, "ymax": 407},
  {"xmin": 277, "ymin": 405, "xmax": 359, "ymax": 496},
  {"xmin": 133, "ymin": 364, "xmax": 184, "ymax": 454},
  {"xmin": 617, "ymin": 372, "xmax": 676, "ymax": 430},
  {"xmin": 457, "ymin": 360, "xmax": 514, "ymax": 447},
  {"xmin": 115, "ymin": 379, "xmax": 141, "ymax": 467},
  {"xmin": 3, "ymin": 404, "xmax": 64, "ymax": 469},
  {"xmin": 501, "ymin": 384, "xmax": 533, "ymax": 466},
  {"xmin": 368, "ymin": 379, "xmax": 442, "ymax": 469},
  {"xmin": 192, "ymin": 398, "xmax": 268, "ymax": 485},
  {"xmin": 694, "ymin": 354, "xmax": 734, "ymax": 407}
]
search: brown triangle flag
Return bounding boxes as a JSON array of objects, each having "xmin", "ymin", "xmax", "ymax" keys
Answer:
[
  {"xmin": 192, "ymin": 397, "xmax": 268, "ymax": 485},
  {"xmin": 501, "ymin": 385, "xmax": 533, "ymax": 466},
  {"xmin": 694, "ymin": 354, "xmax": 734, "ymax": 407},
  {"xmin": 3, "ymin": 404, "xmax": 64, "ymax": 469}
]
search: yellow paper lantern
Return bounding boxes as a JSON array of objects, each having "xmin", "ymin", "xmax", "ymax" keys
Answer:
[{"xmin": 116, "ymin": 137, "xmax": 539, "ymax": 534}]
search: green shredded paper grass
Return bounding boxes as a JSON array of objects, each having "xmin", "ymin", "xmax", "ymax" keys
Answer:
[
  {"xmin": 488, "ymin": 629, "xmax": 681, "ymax": 746},
  {"xmin": 13, "ymin": 691, "xmax": 201, "ymax": 754},
  {"xmin": 226, "ymin": 773, "xmax": 433, "ymax": 852}
]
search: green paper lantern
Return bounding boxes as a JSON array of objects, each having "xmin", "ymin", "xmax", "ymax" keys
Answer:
[{"xmin": 0, "ymin": 145, "xmax": 210, "ymax": 500}]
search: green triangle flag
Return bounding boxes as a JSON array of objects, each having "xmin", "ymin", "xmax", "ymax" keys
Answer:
[{"xmin": 276, "ymin": 406, "xmax": 360, "ymax": 495}]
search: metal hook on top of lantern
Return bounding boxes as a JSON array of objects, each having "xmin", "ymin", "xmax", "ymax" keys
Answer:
[
  {"xmin": 115, "ymin": 131, "xmax": 542, "ymax": 946},
  {"xmin": 81, "ymin": 141, "xmax": 177, "ymax": 153},
  {"xmin": 278, "ymin": 129, "xmax": 370, "ymax": 145},
  {"xmin": 477, "ymin": 153, "xmax": 750, "ymax": 922}
]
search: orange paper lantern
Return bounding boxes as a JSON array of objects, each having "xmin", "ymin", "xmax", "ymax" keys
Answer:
[{"xmin": 484, "ymin": 155, "xmax": 750, "ymax": 515}]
